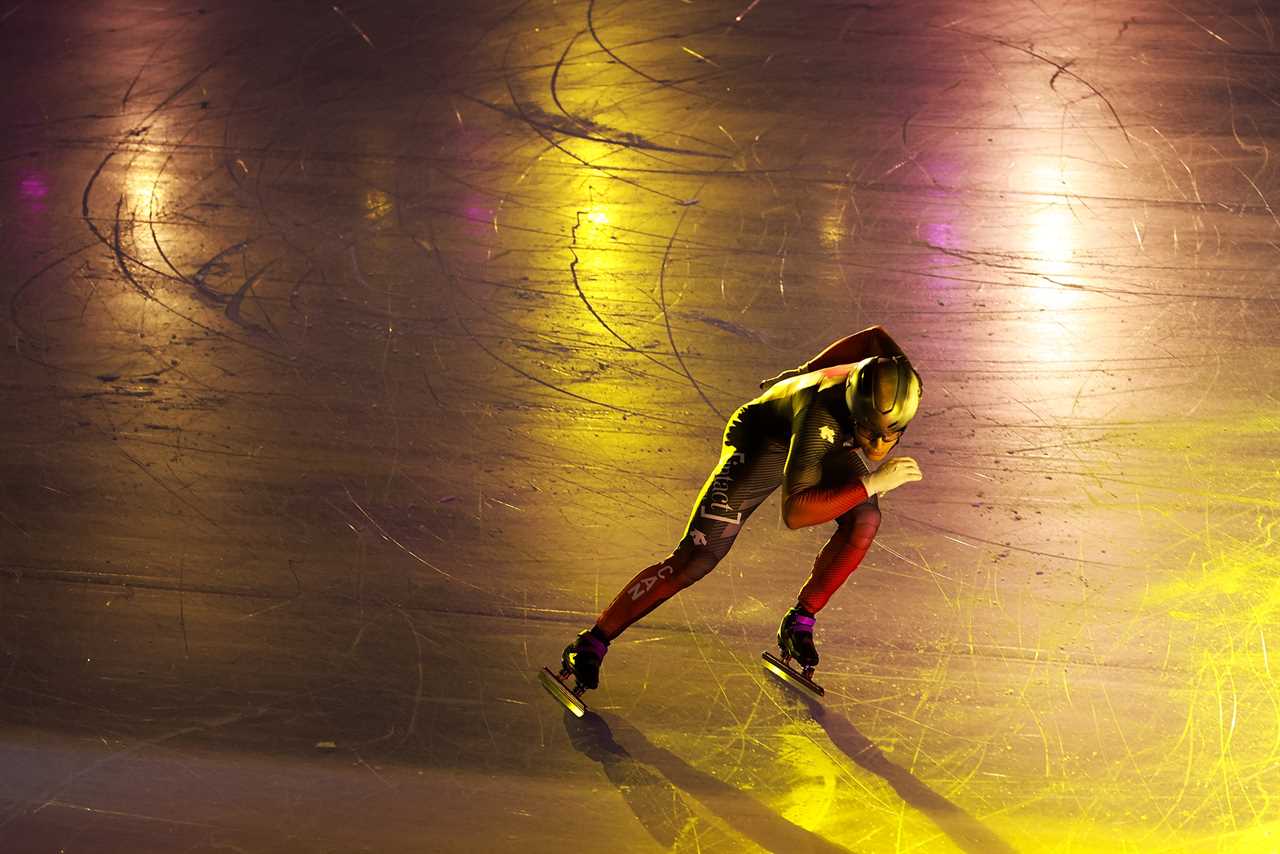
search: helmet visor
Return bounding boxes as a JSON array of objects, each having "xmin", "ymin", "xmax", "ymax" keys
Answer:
[{"xmin": 855, "ymin": 422, "xmax": 904, "ymax": 449}]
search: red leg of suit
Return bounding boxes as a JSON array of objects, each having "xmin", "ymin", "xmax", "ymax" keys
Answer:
[
  {"xmin": 594, "ymin": 438, "xmax": 788, "ymax": 641},
  {"xmin": 797, "ymin": 503, "xmax": 881, "ymax": 613},
  {"xmin": 595, "ymin": 545, "xmax": 695, "ymax": 641}
]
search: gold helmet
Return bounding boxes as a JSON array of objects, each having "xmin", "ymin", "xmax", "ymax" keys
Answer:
[{"xmin": 845, "ymin": 355, "xmax": 922, "ymax": 435}]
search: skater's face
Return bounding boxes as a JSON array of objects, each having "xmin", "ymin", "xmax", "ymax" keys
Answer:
[{"xmin": 855, "ymin": 423, "xmax": 902, "ymax": 461}]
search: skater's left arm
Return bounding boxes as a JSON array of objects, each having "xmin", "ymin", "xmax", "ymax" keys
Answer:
[{"xmin": 760, "ymin": 325, "xmax": 905, "ymax": 388}]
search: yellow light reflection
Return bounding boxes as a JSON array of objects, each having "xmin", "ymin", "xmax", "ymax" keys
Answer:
[
  {"xmin": 365, "ymin": 189, "xmax": 393, "ymax": 222},
  {"xmin": 125, "ymin": 163, "xmax": 166, "ymax": 221},
  {"xmin": 571, "ymin": 206, "xmax": 616, "ymax": 248},
  {"xmin": 574, "ymin": 207, "xmax": 613, "ymax": 238},
  {"xmin": 1113, "ymin": 411, "xmax": 1280, "ymax": 847},
  {"xmin": 773, "ymin": 725, "xmax": 840, "ymax": 831},
  {"xmin": 122, "ymin": 160, "xmax": 170, "ymax": 273},
  {"xmin": 819, "ymin": 205, "xmax": 847, "ymax": 249}
]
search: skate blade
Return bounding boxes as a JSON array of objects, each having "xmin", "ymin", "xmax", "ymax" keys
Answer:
[
  {"xmin": 538, "ymin": 666, "xmax": 588, "ymax": 718},
  {"xmin": 761, "ymin": 651, "xmax": 825, "ymax": 699}
]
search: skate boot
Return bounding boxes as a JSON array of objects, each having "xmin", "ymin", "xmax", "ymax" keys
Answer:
[
  {"xmin": 762, "ymin": 605, "xmax": 825, "ymax": 698},
  {"xmin": 778, "ymin": 605, "xmax": 819, "ymax": 668},
  {"xmin": 539, "ymin": 627, "xmax": 609, "ymax": 717},
  {"xmin": 562, "ymin": 627, "xmax": 609, "ymax": 690}
]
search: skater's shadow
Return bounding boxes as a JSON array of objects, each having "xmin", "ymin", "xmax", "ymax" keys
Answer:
[
  {"xmin": 565, "ymin": 710, "xmax": 853, "ymax": 854},
  {"xmin": 793, "ymin": 693, "xmax": 1018, "ymax": 854}
]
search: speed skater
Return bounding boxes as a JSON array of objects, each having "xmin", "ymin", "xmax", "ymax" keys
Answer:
[{"xmin": 559, "ymin": 325, "xmax": 924, "ymax": 694}]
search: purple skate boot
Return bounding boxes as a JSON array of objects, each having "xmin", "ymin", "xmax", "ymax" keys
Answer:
[{"xmin": 762, "ymin": 605, "xmax": 825, "ymax": 698}]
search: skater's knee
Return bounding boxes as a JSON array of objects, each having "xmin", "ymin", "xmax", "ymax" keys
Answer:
[
  {"xmin": 835, "ymin": 505, "xmax": 879, "ymax": 548},
  {"xmin": 838, "ymin": 504, "xmax": 880, "ymax": 533},
  {"xmin": 668, "ymin": 541, "xmax": 723, "ymax": 586},
  {"xmin": 675, "ymin": 533, "xmax": 730, "ymax": 563}
]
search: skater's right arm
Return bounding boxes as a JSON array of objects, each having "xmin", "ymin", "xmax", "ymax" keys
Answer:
[
  {"xmin": 782, "ymin": 475, "xmax": 869, "ymax": 529},
  {"xmin": 781, "ymin": 399, "xmax": 923, "ymax": 529}
]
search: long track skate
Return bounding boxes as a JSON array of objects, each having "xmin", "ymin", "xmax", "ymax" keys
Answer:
[
  {"xmin": 761, "ymin": 650, "xmax": 825, "ymax": 699},
  {"xmin": 538, "ymin": 665, "xmax": 589, "ymax": 718}
]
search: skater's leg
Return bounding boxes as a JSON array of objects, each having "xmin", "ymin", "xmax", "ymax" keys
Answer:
[
  {"xmin": 593, "ymin": 540, "xmax": 711, "ymax": 640},
  {"xmin": 776, "ymin": 452, "xmax": 879, "ymax": 669},
  {"xmin": 796, "ymin": 500, "xmax": 881, "ymax": 613},
  {"xmin": 777, "ymin": 604, "xmax": 820, "ymax": 667},
  {"xmin": 594, "ymin": 440, "xmax": 786, "ymax": 640}
]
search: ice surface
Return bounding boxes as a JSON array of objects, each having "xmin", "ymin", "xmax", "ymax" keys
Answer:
[{"xmin": 3, "ymin": 1, "xmax": 1280, "ymax": 851}]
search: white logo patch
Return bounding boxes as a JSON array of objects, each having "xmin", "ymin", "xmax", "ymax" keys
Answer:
[
  {"xmin": 820, "ymin": 425, "xmax": 836, "ymax": 444},
  {"xmin": 628, "ymin": 564, "xmax": 674, "ymax": 601}
]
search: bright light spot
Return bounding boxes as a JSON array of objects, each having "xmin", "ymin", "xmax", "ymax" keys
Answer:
[
  {"xmin": 125, "ymin": 167, "xmax": 165, "ymax": 218},
  {"xmin": 1023, "ymin": 202, "xmax": 1081, "ymax": 325},
  {"xmin": 1028, "ymin": 204, "xmax": 1074, "ymax": 273},
  {"xmin": 819, "ymin": 208, "xmax": 847, "ymax": 249},
  {"xmin": 586, "ymin": 209, "xmax": 609, "ymax": 225},
  {"xmin": 365, "ymin": 190, "xmax": 393, "ymax": 221}
]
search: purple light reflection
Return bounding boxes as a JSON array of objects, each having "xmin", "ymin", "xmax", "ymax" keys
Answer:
[
  {"xmin": 922, "ymin": 220, "xmax": 954, "ymax": 251},
  {"xmin": 19, "ymin": 174, "xmax": 49, "ymax": 201},
  {"xmin": 15, "ymin": 170, "xmax": 51, "ymax": 232}
]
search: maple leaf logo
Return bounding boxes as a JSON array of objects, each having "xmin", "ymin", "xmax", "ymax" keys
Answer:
[
  {"xmin": 691, "ymin": 529, "xmax": 708, "ymax": 546},
  {"xmin": 819, "ymin": 425, "xmax": 836, "ymax": 444}
]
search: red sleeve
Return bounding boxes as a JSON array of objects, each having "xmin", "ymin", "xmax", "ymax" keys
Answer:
[
  {"xmin": 804, "ymin": 325, "xmax": 905, "ymax": 371},
  {"xmin": 802, "ymin": 333, "xmax": 876, "ymax": 372},
  {"xmin": 761, "ymin": 327, "xmax": 905, "ymax": 389},
  {"xmin": 783, "ymin": 480, "xmax": 870, "ymax": 528}
]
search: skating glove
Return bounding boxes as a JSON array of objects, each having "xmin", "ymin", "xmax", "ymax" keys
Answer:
[{"xmin": 860, "ymin": 457, "xmax": 922, "ymax": 497}]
